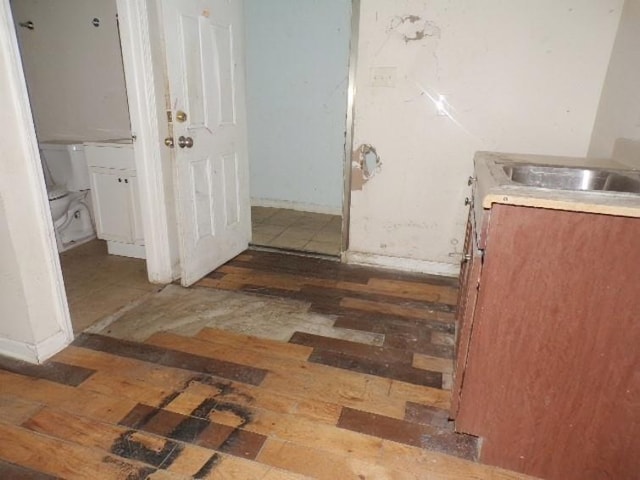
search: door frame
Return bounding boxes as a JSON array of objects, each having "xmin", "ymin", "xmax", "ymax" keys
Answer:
[
  {"xmin": 341, "ymin": 0, "xmax": 360, "ymax": 254},
  {"xmin": 1, "ymin": 0, "xmax": 360, "ymax": 361},
  {"xmin": 116, "ymin": 0, "xmax": 179, "ymax": 283}
]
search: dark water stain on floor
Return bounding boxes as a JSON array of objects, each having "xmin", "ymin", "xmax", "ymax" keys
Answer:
[{"xmin": 110, "ymin": 430, "xmax": 184, "ymax": 468}]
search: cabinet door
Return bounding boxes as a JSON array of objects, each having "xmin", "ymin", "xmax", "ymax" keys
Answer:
[
  {"xmin": 451, "ymin": 212, "xmax": 482, "ymax": 417},
  {"xmin": 90, "ymin": 171, "xmax": 133, "ymax": 243},
  {"xmin": 127, "ymin": 175, "xmax": 145, "ymax": 245}
]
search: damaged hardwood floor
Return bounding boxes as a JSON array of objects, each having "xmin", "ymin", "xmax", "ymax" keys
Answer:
[{"xmin": 0, "ymin": 251, "xmax": 534, "ymax": 479}]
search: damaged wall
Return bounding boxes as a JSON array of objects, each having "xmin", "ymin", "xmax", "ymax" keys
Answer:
[
  {"xmin": 347, "ymin": 0, "xmax": 623, "ymax": 275},
  {"xmin": 244, "ymin": 0, "xmax": 351, "ymax": 214}
]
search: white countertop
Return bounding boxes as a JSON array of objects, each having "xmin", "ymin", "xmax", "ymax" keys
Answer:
[{"xmin": 474, "ymin": 151, "xmax": 640, "ymax": 219}]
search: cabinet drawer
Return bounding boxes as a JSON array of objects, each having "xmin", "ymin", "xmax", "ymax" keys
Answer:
[{"xmin": 85, "ymin": 145, "xmax": 135, "ymax": 170}]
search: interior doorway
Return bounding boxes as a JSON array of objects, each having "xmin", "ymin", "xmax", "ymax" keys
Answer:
[
  {"xmin": 243, "ymin": 0, "xmax": 352, "ymax": 257},
  {"xmin": 10, "ymin": 0, "xmax": 158, "ymax": 333},
  {"xmin": 4, "ymin": 0, "xmax": 358, "ymax": 345}
]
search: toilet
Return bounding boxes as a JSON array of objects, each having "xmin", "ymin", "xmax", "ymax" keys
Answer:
[{"xmin": 39, "ymin": 142, "xmax": 96, "ymax": 252}]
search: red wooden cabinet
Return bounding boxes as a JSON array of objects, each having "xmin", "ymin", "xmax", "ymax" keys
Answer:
[{"xmin": 452, "ymin": 203, "xmax": 640, "ymax": 480}]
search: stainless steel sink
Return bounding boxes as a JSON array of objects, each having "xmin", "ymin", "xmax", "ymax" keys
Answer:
[{"xmin": 501, "ymin": 164, "xmax": 640, "ymax": 194}]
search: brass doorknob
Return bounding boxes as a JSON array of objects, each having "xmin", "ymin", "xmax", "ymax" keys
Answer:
[
  {"xmin": 164, "ymin": 137, "xmax": 174, "ymax": 148},
  {"xmin": 178, "ymin": 136, "xmax": 194, "ymax": 148},
  {"xmin": 176, "ymin": 111, "xmax": 188, "ymax": 122}
]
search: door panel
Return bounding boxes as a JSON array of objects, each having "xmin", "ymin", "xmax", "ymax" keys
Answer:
[{"xmin": 162, "ymin": 0, "xmax": 250, "ymax": 286}]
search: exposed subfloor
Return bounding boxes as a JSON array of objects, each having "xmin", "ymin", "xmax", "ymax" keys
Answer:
[
  {"xmin": 59, "ymin": 239, "xmax": 160, "ymax": 333},
  {"xmin": 251, "ymin": 206, "xmax": 341, "ymax": 256},
  {"xmin": 0, "ymin": 250, "xmax": 532, "ymax": 479}
]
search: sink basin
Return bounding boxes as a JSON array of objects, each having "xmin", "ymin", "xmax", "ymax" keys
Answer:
[{"xmin": 501, "ymin": 164, "xmax": 640, "ymax": 194}]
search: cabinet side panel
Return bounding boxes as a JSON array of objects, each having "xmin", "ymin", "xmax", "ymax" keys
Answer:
[{"xmin": 456, "ymin": 204, "xmax": 640, "ymax": 480}]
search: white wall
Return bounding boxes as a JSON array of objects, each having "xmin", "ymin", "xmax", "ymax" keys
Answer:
[
  {"xmin": 11, "ymin": 0, "xmax": 131, "ymax": 142},
  {"xmin": 588, "ymin": 0, "xmax": 640, "ymax": 160},
  {"xmin": 244, "ymin": 0, "xmax": 351, "ymax": 214},
  {"xmin": 347, "ymin": 0, "xmax": 623, "ymax": 274},
  {"xmin": 0, "ymin": 0, "xmax": 73, "ymax": 362}
]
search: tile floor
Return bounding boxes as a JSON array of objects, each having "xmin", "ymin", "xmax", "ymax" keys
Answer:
[
  {"xmin": 251, "ymin": 206, "xmax": 342, "ymax": 256},
  {"xmin": 59, "ymin": 240, "xmax": 160, "ymax": 333}
]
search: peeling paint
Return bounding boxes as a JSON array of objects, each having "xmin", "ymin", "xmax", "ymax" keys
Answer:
[
  {"xmin": 388, "ymin": 15, "xmax": 441, "ymax": 43},
  {"xmin": 351, "ymin": 144, "xmax": 382, "ymax": 190}
]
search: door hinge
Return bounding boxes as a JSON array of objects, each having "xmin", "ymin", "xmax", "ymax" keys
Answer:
[{"xmin": 166, "ymin": 110, "xmax": 173, "ymax": 123}]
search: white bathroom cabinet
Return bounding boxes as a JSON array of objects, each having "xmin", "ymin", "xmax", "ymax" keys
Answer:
[{"xmin": 85, "ymin": 142, "xmax": 145, "ymax": 259}]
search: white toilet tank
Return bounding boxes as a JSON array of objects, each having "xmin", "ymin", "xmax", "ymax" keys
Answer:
[{"xmin": 40, "ymin": 141, "xmax": 91, "ymax": 191}]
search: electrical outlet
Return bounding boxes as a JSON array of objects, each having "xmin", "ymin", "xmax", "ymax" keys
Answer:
[{"xmin": 370, "ymin": 66, "xmax": 396, "ymax": 87}]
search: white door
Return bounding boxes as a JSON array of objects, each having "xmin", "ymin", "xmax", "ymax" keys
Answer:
[{"xmin": 161, "ymin": 0, "xmax": 250, "ymax": 286}]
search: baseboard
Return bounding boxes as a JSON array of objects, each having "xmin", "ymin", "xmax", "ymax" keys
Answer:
[
  {"xmin": 343, "ymin": 251, "xmax": 460, "ymax": 278},
  {"xmin": 107, "ymin": 241, "xmax": 146, "ymax": 259},
  {"xmin": 0, "ymin": 329, "xmax": 71, "ymax": 364},
  {"xmin": 251, "ymin": 198, "xmax": 342, "ymax": 216}
]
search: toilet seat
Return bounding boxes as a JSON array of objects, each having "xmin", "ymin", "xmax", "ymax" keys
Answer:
[{"xmin": 47, "ymin": 184, "xmax": 69, "ymax": 201}]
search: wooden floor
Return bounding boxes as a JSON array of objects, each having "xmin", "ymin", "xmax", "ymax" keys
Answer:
[{"xmin": 0, "ymin": 251, "xmax": 534, "ymax": 479}]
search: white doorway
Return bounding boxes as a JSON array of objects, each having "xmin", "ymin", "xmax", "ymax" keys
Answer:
[{"xmin": 9, "ymin": 0, "xmax": 159, "ymax": 333}]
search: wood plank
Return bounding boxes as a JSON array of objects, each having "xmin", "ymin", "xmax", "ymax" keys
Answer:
[
  {"xmin": 22, "ymin": 406, "xmax": 219, "ymax": 477},
  {"xmin": 0, "ymin": 422, "xmax": 155, "ymax": 480},
  {"xmin": 158, "ymin": 384, "xmax": 386, "ymax": 466},
  {"xmin": 307, "ymin": 349, "xmax": 443, "ymax": 388},
  {"xmin": 149, "ymin": 332, "xmax": 451, "ymax": 420},
  {"xmin": 166, "ymin": 377, "xmax": 342, "ymax": 426},
  {"xmin": 383, "ymin": 331, "xmax": 453, "ymax": 359},
  {"xmin": 117, "ymin": 402, "xmax": 267, "ymax": 462},
  {"xmin": 198, "ymin": 327, "xmax": 313, "ymax": 362},
  {"xmin": 0, "ymin": 394, "xmax": 43, "ymax": 425},
  {"xmin": 413, "ymin": 353, "xmax": 454, "ymax": 374},
  {"xmin": 289, "ymin": 331, "xmax": 412, "ymax": 364},
  {"xmin": 256, "ymin": 438, "xmax": 414, "ymax": 480},
  {"xmin": 366, "ymin": 278, "xmax": 459, "ymax": 305},
  {"xmin": 57, "ymin": 345, "xmax": 342, "ymax": 426},
  {"xmin": 404, "ymin": 401, "xmax": 452, "ymax": 428},
  {"xmin": 0, "ymin": 459, "xmax": 57, "ymax": 480},
  {"xmin": 73, "ymin": 333, "xmax": 268, "ymax": 386},
  {"xmin": 233, "ymin": 249, "xmax": 458, "ymax": 287},
  {"xmin": 340, "ymin": 297, "xmax": 455, "ymax": 323},
  {"xmin": 337, "ymin": 407, "xmax": 477, "ymax": 461},
  {"xmin": 389, "ymin": 380, "xmax": 451, "ymax": 410},
  {"xmin": 155, "ymin": 331, "xmax": 373, "ymax": 407},
  {"xmin": 206, "ymin": 263, "xmax": 457, "ymax": 312},
  {"xmin": 0, "ymin": 370, "xmax": 136, "ymax": 424},
  {"xmin": 77, "ymin": 370, "xmax": 185, "ymax": 408},
  {"xmin": 378, "ymin": 439, "xmax": 536, "ymax": 480},
  {"xmin": 0, "ymin": 356, "xmax": 95, "ymax": 387},
  {"xmin": 53, "ymin": 346, "xmax": 195, "ymax": 392},
  {"xmin": 194, "ymin": 277, "xmax": 245, "ymax": 291}
]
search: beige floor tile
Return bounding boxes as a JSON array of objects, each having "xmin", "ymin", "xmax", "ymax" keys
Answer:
[
  {"xmin": 291, "ymin": 216, "xmax": 332, "ymax": 230},
  {"xmin": 278, "ymin": 227, "xmax": 319, "ymax": 242},
  {"xmin": 303, "ymin": 240, "xmax": 340, "ymax": 256},
  {"xmin": 312, "ymin": 228, "xmax": 342, "ymax": 244},
  {"xmin": 252, "ymin": 232, "xmax": 279, "ymax": 245},
  {"xmin": 267, "ymin": 212, "xmax": 303, "ymax": 227},
  {"xmin": 268, "ymin": 235, "xmax": 309, "ymax": 250},
  {"xmin": 250, "ymin": 208, "xmax": 342, "ymax": 255},
  {"xmin": 251, "ymin": 206, "xmax": 279, "ymax": 224},
  {"xmin": 253, "ymin": 224, "xmax": 287, "ymax": 237}
]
